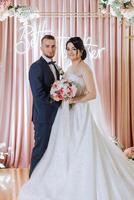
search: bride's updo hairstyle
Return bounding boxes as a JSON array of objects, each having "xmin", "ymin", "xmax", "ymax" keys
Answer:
[{"xmin": 66, "ymin": 37, "xmax": 87, "ymax": 60}]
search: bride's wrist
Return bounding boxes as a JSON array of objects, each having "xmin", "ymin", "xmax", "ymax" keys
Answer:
[{"xmin": 72, "ymin": 97, "xmax": 79, "ymax": 103}]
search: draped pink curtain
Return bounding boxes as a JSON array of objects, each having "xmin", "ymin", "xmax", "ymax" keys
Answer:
[{"xmin": 0, "ymin": 0, "xmax": 134, "ymax": 168}]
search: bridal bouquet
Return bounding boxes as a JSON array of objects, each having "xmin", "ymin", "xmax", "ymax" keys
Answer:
[{"xmin": 50, "ymin": 79, "xmax": 77, "ymax": 100}]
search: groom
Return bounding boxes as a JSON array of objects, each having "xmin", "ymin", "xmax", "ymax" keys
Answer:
[{"xmin": 29, "ymin": 35, "xmax": 61, "ymax": 177}]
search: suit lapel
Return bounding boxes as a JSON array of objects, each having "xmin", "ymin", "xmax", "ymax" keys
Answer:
[
  {"xmin": 40, "ymin": 56, "xmax": 60, "ymax": 81},
  {"xmin": 40, "ymin": 56, "xmax": 55, "ymax": 81},
  {"xmin": 54, "ymin": 64, "xmax": 60, "ymax": 80}
]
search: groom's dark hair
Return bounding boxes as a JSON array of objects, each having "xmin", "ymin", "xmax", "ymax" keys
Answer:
[{"xmin": 41, "ymin": 35, "xmax": 55, "ymax": 43}]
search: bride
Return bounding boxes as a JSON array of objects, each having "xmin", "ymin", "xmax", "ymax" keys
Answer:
[{"xmin": 18, "ymin": 37, "xmax": 134, "ymax": 200}]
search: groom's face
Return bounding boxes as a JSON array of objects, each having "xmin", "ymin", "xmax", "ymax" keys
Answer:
[{"xmin": 41, "ymin": 38, "xmax": 56, "ymax": 59}]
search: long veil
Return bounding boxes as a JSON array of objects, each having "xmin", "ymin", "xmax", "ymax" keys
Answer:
[{"xmin": 85, "ymin": 51, "xmax": 112, "ymax": 139}]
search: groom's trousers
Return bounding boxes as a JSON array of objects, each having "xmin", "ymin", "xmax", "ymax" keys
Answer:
[{"xmin": 29, "ymin": 122, "xmax": 53, "ymax": 177}]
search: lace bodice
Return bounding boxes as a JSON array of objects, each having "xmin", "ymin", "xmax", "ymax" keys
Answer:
[{"xmin": 65, "ymin": 71, "xmax": 87, "ymax": 96}]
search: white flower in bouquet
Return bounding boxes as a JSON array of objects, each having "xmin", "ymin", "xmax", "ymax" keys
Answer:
[{"xmin": 50, "ymin": 79, "xmax": 77, "ymax": 101}]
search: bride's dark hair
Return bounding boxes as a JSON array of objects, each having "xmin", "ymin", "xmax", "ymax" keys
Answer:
[{"xmin": 66, "ymin": 37, "xmax": 87, "ymax": 60}]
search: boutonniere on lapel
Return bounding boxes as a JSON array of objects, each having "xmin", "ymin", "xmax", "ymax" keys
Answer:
[{"xmin": 54, "ymin": 64, "xmax": 64, "ymax": 78}]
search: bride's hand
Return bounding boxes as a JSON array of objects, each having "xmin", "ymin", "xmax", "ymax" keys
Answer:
[{"xmin": 69, "ymin": 98, "xmax": 76, "ymax": 104}]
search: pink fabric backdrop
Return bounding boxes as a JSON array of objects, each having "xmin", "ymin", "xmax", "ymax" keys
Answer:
[{"xmin": 0, "ymin": 0, "xmax": 134, "ymax": 168}]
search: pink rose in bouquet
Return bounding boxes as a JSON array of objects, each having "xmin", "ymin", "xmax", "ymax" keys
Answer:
[{"xmin": 50, "ymin": 79, "xmax": 77, "ymax": 101}]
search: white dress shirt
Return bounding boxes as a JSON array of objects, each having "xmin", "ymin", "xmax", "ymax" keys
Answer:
[{"xmin": 42, "ymin": 55, "xmax": 57, "ymax": 80}]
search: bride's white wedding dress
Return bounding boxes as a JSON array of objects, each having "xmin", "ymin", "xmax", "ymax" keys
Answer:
[{"xmin": 18, "ymin": 71, "xmax": 134, "ymax": 200}]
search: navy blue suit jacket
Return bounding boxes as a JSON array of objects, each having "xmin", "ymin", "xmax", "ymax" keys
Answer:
[{"xmin": 29, "ymin": 56, "xmax": 61, "ymax": 124}]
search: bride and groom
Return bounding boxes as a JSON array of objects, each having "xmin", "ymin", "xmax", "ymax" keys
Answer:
[{"xmin": 18, "ymin": 35, "xmax": 134, "ymax": 200}]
